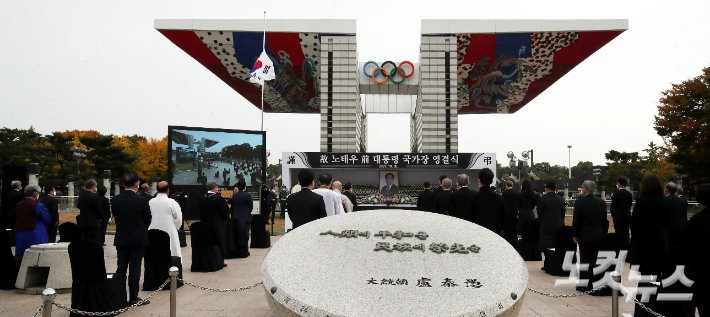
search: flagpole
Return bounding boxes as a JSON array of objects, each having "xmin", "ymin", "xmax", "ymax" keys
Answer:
[{"xmin": 261, "ymin": 11, "xmax": 266, "ymax": 131}]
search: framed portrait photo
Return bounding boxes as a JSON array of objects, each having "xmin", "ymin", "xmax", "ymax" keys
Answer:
[{"xmin": 379, "ymin": 171, "xmax": 399, "ymax": 197}]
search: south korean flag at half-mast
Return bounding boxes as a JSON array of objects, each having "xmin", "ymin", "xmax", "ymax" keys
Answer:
[{"xmin": 249, "ymin": 51, "xmax": 275, "ymax": 85}]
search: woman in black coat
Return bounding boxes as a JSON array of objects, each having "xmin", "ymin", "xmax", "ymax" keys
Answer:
[
  {"xmin": 516, "ymin": 180, "xmax": 537, "ymax": 235},
  {"xmin": 630, "ymin": 174, "xmax": 669, "ymax": 276},
  {"xmin": 629, "ymin": 174, "xmax": 670, "ymax": 317}
]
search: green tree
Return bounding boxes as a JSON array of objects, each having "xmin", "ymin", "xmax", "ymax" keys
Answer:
[
  {"xmin": 266, "ymin": 162, "xmax": 282, "ymax": 178},
  {"xmin": 40, "ymin": 132, "xmax": 80, "ymax": 186},
  {"xmin": 654, "ymin": 65, "xmax": 710, "ymax": 187},
  {"xmin": 602, "ymin": 162, "xmax": 630, "ymax": 193},
  {"xmin": 496, "ymin": 162, "xmax": 513, "ymax": 178},
  {"xmin": 604, "ymin": 150, "xmax": 640, "ymax": 164},
  {"xmin": 0, "ymin": 128, "xmax": 44, "ymax": 166},
  {"xmin": 79, "ymin": 135, "xmax": 137, "ymax": 180},
  {"xmin": 571, "ymin": 161, "xmax": 594, "ymax": 178},
  {"xmin": 642, "ymin": 140, "xmax": 677, "ymax": 184}
]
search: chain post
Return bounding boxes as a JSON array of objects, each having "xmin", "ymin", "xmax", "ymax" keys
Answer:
[
  {"xmin": 169, "ymin": 266, "xmax": 179, "ymax": 317},
  {"xmin": 40, "ymin": 288, "xmax": 56, "ymax": 317},
  {"xmin": 610, "ymin": 271, "xmax": 621, "ymax": 317}
]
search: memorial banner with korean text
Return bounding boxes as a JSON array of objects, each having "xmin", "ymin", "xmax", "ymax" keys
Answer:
[{"xmin": 283, "ymin": 152, "xmax": 496, "ymax": 170}]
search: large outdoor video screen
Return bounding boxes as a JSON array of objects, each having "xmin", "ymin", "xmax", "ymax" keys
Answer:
[{"xmin": 168, "ymin": 126, "xmax": 266, "ymax": 188}]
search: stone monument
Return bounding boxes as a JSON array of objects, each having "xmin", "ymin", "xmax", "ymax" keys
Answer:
[
  {"xmin": 261, "ymin": 210, "xmax": 528, "ymax": 317},
  {"xmin": 16, "ymin": 243, "xmax": 72, "ymax": 294}
]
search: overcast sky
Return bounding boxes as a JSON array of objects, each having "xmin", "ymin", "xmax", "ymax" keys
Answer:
[
  {"xmin": 1, "ymin": 0, "xmax": 708, "ymax": 168},
  {"xmin": 172, "ymin": 129, "xmax": 262, "ymax": 152}
]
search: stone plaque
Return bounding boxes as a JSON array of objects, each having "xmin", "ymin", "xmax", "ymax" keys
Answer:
[{"xmin": 261, "ymin": 210, "xmax": 527, "ymax": 317}]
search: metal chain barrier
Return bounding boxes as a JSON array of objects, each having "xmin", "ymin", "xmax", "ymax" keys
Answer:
[
  {"xmin": 51, "ymin": 278, "xmax": 171, "ymax": 316},
  {"xmin": 177, "ymin": 278, "xmax": 263, "ymax": 292},
  {"xmin": 527, "ymin": 282, "xmax": 666, "ymax": 317},
  {"xmin": 526, "ymin": 285, "xmax": 608, "ymax": 298},
  {"xmin": 32, "ymin": 303, "xmax": 44, "ymax": 317},
  {"xmin": 617, "ymin": 284, "xmax": 665, "ymax": 317}
]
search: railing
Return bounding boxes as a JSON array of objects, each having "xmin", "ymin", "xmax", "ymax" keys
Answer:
[
  {"xmin": 55, "ymin": 196, "xmax": 81, "ymax": 212},
  {"xmin": 31, "ymin": 267, "xmax": 667, "ymax": 317}
]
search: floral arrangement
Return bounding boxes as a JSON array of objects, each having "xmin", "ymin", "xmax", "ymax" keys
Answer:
[{"xmin": 359, "ymin": 194, "xmax": 417, "ymax": 205}]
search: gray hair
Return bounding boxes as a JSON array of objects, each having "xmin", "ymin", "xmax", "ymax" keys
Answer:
[
  {"xmin": 457, "ymin": 174, "xmax": 469, "ymax": 186},
  {"xmin": 677, "ymin": 187, "xmax": 684, "ymax": 195},
  {"xmin": 11, "ymin": 180, "xmax": 22, "ymax": 189},
  {"xmin": 505, "ymin": 180, "xmax": 513, "ymax": 188},
  {"xmin": 442, "ymin": 178, "xmax": 452, "ymax": 189},
  {"xmin": 84, "ymin": 179, "xmax": 97, "ymax": 190},
  {"xmin": 582, "ymin": 180, "xmax": 596, "ymax": 193},
  {"xmin": 665, "ymin": 182, "xmax": 677, "ymax": 194},
  {"xmin": 24, "ymin": 184, "xmax": 41, "ymax": 197}
]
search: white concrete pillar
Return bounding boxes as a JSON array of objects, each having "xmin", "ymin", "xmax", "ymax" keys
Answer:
[
  {"xmin": 103, "ymin": 179, "xmax": 111, "ymax": 198},
  {"xmin": 28, "ymin": 174, "xmax": 39, "ymax": 186},
  {"xmin": 150, "ymin": 182, "xmax": 157, "ymax": 196},
  {"xmin": 114, "ymin": 183, "xmax": 121, "ymax": 196},
  {"xmin": 68, "ymin": 182, "xmax": 75, "ymax": 196}
]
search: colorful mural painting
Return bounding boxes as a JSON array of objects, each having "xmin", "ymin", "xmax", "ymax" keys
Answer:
[
  {"xmin": 158, "ymin": 27, "xmax": 622, "ymax": 115},
  {"xmin": 454, "ymin": 30, "xmax": 623, "ymax": 114},
  {"xmin": 159, "ymin": 30, "xmax": 324, "ymax": 113}
]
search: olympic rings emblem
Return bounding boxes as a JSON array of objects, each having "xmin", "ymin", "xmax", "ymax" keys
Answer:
[{"xmin": 363, "ymin": 61, "xmax": 414, "ymax": 84}]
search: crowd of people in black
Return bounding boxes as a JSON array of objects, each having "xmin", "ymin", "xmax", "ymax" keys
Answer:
[
  {"xmin": 2, "ymin": 165, "xmax": 709, "ymax": 316},
  {"xmin": 409, "ymin": 171, "xmax": 708, "ymax": 316},
  {"xmin": 191, "ymin": 160, "xmax": 261, "ymax": 187}
]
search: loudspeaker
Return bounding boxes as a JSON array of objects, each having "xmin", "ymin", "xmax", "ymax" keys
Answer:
[{"xmin": 27, "ymin": 163, "xmax": 39, "ymax": 175}]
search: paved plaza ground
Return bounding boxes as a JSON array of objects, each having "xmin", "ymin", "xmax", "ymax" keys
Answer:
[{"xmin": 1, "ymin": 234, "xmax": 658, "ymax": 317}]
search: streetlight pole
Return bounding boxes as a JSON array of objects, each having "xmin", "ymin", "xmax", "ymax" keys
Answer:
[{"xmin": 567, "ymin": 145, "xmax": 572, "ymax": 180}]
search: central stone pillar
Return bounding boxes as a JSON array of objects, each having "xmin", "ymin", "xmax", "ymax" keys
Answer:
[
  {"xmin": 319, "ymin": 35, "xmax": 365, "ymax": 153},
  {"xmin": 416, "ymin": 36, "xmax": 458, "ymax": 153}
]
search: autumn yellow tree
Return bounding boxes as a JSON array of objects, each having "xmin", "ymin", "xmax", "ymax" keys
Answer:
[
  {"xmin": 131, "ymin": 137, "xmax": 168, "ymax": 181},
  {"xmin": 62, "ymin": 130, "xmax": 102, "ymax": 148}
]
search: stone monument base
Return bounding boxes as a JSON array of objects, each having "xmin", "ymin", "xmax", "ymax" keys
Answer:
[
  {"xmin": 262, "ymin": 210, "xmax": 529, "ymax": 317},
  {"xmin": 15, "ymin": 243, "xmax": 72, "ymax": 293}
]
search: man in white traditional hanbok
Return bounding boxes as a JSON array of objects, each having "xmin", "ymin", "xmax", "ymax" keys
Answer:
[{"xmin": 148, "ymin": 181, "xmax": 183, "ymax": 260}]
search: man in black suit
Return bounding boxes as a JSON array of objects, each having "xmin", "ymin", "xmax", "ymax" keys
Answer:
[
  {"xmin": 77, "ymin": 179, "xmax": 104, "ymax": 244},
  {"xmin": 416, "ymin": 181, "xmax": 435, "ymax": 212},
  {"xmin": 112, "ymin": 172, "xmax": 152, "ymax": 305},
  {"xmin": 501, "ymin": 181, "xmax": 520, "ymax": 246},
  {"xmin": 572, "ymin": 180, "xmax": 607, "ymax": 292},
  {"xmin": 286, "ymin": 169, "xmax": 326, "ymax": 230},
  {"xmin": 450, "ymin": 174, "xmax": 476, "ymax": 219},
  {"xmin": 465, "ymin": 168, "xmax": 505, "ymax": 234},
  {"xmin": 39, "ymin": 186, "xmax": 60, "ymax": 243},
  {"xmin": 199, "ymin": 182, "xmax": 229, "ymax": 266},
  {"xmin": 342, "ymin": 183, "xmax": 358, "ymax": 212},
  {"xmin": 610, "ymin": 178, "xmax": 632, "ymax": 245},
  {"xmin": 138, "ymin": 184, "xmax": 153, "ymax": 201},
  {"xmin": 432, "ymin": 175, "xmax": 447, "ymax": 196},
  {"xmin": 432, "ymin": 178, "xmax": 454, "ymax": 216},
  {"xmin": 537, "ymin": 182, "xmax": 566, "ymax": 253},
  {"xmin": 5, "ymin": 180, "xmax": 25, "ymax": 229},
  {"xmin": 664, "ymin": 181, "xmax": 688, "ymax": 249},
  {"xmin": 230, "ymin": 180, "xmax": 252, "ymax": 258}
]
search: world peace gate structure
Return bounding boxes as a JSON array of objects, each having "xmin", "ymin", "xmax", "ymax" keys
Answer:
[{"xmin": 156, "ymin": 19, "xmax": 627, "ymax": 153}]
